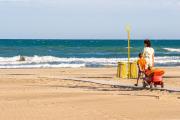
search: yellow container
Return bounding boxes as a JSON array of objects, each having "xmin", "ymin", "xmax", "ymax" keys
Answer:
[
  {"xmin": 117, "ymin": 62, "xmax": 127, "ymax": 78},
  {"xmin": 129, "ymin": 61, "xmax": 138, "ymax": 79}
]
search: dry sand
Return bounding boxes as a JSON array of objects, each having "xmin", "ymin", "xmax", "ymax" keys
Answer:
[{"xmin": 0, "ymin": 67, "xmax": 180, "ymax": 120}]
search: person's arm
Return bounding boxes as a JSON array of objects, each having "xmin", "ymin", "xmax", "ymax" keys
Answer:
[
  {"xmin": 137, "ymin": 60, "xmax": 142, "ymax": 71},
  {"xmin": 152, "ymin": 48, "xmax": 155, "ymax": 67},
  {"xmin": 143, "ymin": 48, "xmax": 145, "ymax": 58},
  {"xmin": 152, "ymin": 53, "xmax": 154, "ymax": 67},
  {"xmin": 138, "ymin": 64, "xmax": 143, "ymax": 72}
]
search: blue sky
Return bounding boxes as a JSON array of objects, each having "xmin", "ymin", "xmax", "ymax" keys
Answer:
[{"xmin": 0, "ymin": 0, "xmax": 180, "ymax": 39}]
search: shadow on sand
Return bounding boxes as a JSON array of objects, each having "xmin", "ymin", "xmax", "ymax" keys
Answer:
[{"xmin": 164, "ymin": 76, "xmax": 180, "ymax": 78}]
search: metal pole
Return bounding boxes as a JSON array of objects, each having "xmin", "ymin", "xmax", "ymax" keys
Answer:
[
  {"xmin": 126, "ymin": 25, "xmax": 131, "ymax": 79},
  {"xmin": 128, "ymin": 31, "xmax": 130, "ymax": 78}
]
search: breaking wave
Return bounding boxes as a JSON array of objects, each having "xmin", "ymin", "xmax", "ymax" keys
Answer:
[
  {"xmin": 0, "ymin": 55, "xmax": 179, "ymax": 68},
  {"xmin": 163, "ymin": 48, "xmax": 180, "ymax": 52}
]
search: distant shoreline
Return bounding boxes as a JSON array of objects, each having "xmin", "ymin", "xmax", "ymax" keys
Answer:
[{"xmin": 0, "ymin": 39, "xmax": 180, "ymax": 41}]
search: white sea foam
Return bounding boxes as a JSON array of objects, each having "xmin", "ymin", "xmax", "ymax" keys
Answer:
[
  {"xmin": 163, "ymin": 48, "xmax": 180, "ymax": 52},
  {"xmin": 0, "ymin": 55, "xmax": 179, "ymax": 68},
  {"xmin": 0, "ymin": 63, "xmax": 85, "ymax": 69}
]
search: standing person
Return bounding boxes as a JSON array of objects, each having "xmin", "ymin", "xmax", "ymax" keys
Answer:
[
  {"xmin": 143, "ymin": 39, "xmax": 155, "ymax": 69},
  {"xmin": 134, "ymin": 53, "xmax": 146, "ymax": 86}
]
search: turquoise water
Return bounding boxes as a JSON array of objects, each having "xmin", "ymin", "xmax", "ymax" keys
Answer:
[{"xmin": 0, "ymin": 39, "xmax": 179, "ymax": 68}]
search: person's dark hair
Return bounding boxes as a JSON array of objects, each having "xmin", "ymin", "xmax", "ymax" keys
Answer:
[
  {"xmin": 138, "ymin": 53, "xmax": 143, "ymax": 58},
  {"xmin": 144, "ymin": 39, "xmax": 151, "ymax": 47}
]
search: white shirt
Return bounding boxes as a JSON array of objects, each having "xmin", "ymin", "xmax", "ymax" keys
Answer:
[{"xmin": 143, "ymin": 47, "xmax": 154, "ymax": 68}]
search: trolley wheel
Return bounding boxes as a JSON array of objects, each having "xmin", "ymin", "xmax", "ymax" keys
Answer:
[
  {"xmin": 143, "ymin": 81, "xmax": 147, "ymax": 88},
  {"xmin": 150, "ymin": 83, "xmax": 153, "ymax": 89},
  {"xmin": 161, "ymin": 82, "xmax": 164, "ymax": 88}
]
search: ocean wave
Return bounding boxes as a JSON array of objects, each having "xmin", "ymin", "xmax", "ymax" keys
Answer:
[
  {"xmin": 0, "ymin": 55, "xmax": 128, "ymax": 65},
  {"xmin": 0, "ymin": 55, "xmax": 179, "ymax": 68},
  {"xmin": 0, "ymin": 64, "xmax": 85, "ymax": 69},
  {"xmin": 163, "ymin": 48, "xmax": 180, "ymax": 52}
]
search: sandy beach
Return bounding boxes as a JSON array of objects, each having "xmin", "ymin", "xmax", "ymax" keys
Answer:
[{"xmin": 0, "ymin": 67, "xmax": 180, "ymax": 120}]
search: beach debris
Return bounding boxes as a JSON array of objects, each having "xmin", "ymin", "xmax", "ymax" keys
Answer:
[{"xmin": 17, "ymin": 56, "xmax": 26, "ymax": 61}]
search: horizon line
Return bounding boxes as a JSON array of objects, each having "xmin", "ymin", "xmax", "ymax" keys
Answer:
[{"xmin": 0, "ymin": 38, "xmax": 180, "ymax": 40}]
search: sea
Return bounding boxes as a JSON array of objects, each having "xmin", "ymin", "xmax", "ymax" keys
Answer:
[{"xmin": 0, "ymin": 39, "xmax": 179, "ymax": 68}]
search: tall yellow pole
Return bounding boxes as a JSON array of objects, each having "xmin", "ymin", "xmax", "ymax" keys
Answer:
[
  {"xmin": 128, "ymin": 31, "xmax": 130, "ymax": 78},
  {"xmin": 126, "ymin": 25, "xmax": 131, "ymax": 78}
]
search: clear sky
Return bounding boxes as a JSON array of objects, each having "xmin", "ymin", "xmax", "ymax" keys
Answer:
[{"xmin": 0, "ymin": 0, "xmax": 180, "ymax": 39}]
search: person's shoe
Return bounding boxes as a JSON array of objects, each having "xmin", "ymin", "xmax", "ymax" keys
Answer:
[{"xmin": 134, "ymin": 84, "xmax": 138, "ymax": 86}]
